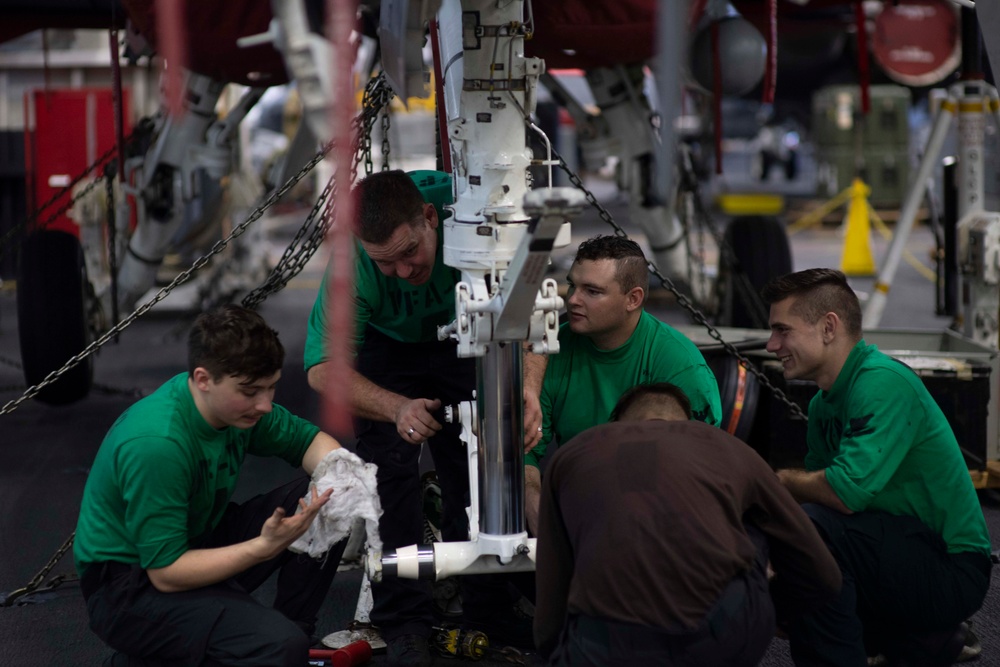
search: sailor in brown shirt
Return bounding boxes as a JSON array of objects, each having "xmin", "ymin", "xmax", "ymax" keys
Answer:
[{"xmin": 534, "ymin": 382, "xmax": 842, "ymax": 666}]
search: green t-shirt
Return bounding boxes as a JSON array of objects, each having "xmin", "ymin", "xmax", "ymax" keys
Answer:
[
  {"xmin": 304, "ymin": 170, "xmax": 458, "ymax": 370},
  {"xmin": 526, "ymin": 310, "xmax": 723, "ymax": 468},
  {"xmin": 807, "ymin": 340, "xmax": 991, "ymax": 555},
  {"xmin": 74, "ymin": 373, "xmax": 320, "ymax": 574}
]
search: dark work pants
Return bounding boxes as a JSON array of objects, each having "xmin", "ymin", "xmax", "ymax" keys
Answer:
[
  {"xmin": 548, "ymin": 526, "xmax": 775, "ymax": 666},
  {"xmin": 355, "ymin": 328, "xmax": 510, "ymax": 640},
  {"xmin": 81, "ymin": 477, "xmax": 347, "ymax": 667},
  {"xmin": 784, "ymin": 504, "xmax": 991, "ymax": 667}
]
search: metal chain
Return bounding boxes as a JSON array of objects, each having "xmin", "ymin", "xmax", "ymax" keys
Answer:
[
  {"xmin": 0, "ymin": 354, "xmax": 139, "ymax": 398},
  {"xmin": 0, "ymin": 112, "xmax": 342, "ymax": 417},
  {"xmin": 241, "ymin": 73, "xmax": 394, "ymax": 309},
  {"xmin": 0, "ymin": 177, "xmax": 106, "ymax": 259},
  {"xmin": 551, "ymin": 146, "xmax": 808, "ymax": 422},
  {"xmin": 1, "ymin": 532, "xmax": 76, "ymax": 607},
  {"xmin": 0, "ymin": 77, "xmax": 397, "ymax": 608},
  {"xmin": 0, "ymin": 122, "xmax": 148, "ymax": 260},
  {"xmin": 362, "ymin": 89, "xmax": 376, "ymax": 176},
  {"xmin": 381, "ymin": 105, "xmax": 392, "ymax": 170},
  {"xmin": 2, "ymin": 75, "xmax": 395, "ymax": 416}
]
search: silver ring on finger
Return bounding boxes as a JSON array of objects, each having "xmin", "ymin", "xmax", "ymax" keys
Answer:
[{"xmin": 407, "ymin": 427, "xmax": 415, "ymax": 435}]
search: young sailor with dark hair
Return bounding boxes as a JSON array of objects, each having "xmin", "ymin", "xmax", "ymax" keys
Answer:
[
  {"xmin": 76, "ymin": 304, "xmax": 349, "ymax": 666},
  {"xmin": 764, "ymin": 268, "xmax": 991, "ymax": 666}
]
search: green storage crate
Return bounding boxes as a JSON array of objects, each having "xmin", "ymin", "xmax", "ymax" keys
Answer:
[
  {"xmin": 816, "ymin": 145, "xmax": 910, "ymax": 209},
  {"xmin": 812, "ymin": 84, "xmax": 911, "ymax": 150}
]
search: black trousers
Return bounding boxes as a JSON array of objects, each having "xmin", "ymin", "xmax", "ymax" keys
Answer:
[
  {"xmin": 355, "ymin": 328, "xmax": 510, "ymax": 640},
  {"xmin": 81, "ymin": 477, "xmax": 347, "ymax": 667},
  {"xmin": 784, "ymin": 504, "xmax": 992, "ymax": 667},
  {"xmin": 547, "ymin": 526, "xmax": 775, "ymax": 667}
]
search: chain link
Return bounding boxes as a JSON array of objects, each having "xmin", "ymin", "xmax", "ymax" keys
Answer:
[
  {"xmin": 0, "ymin": 351, "xmax": 141, "ymax": 398},
  {"xmin": 241, "ymin": 73, "xmax": 394, "ymax": 309},
  {"xmin": 1, "ymin": 532, "xmax": 76, "ymax": 607},
  {"xmin": 381, "ymin": 106, "xmax": 392, "ymax": 170},
  {"xmin": 1, "ymin": 72, "xmax": 804, "ymax": 608},
  {"xmin": 0, "ymin": 155, "xmax": 301, "ymax": 415},
  {"xmin": 0, "ymin": 75, "xmax": 397, "ymax": 604},
  {"xmin": 362, "ymin": 89, "xmax": 376, "ymax": 177},
  {"xmin": 0, "ymin": 177, "xmax": 105, "ymax": 260},
  {"xmin": 0, "ymin": 121, "xmax": 148, "ymax": 260},
  {"xmin": 0, "ymin": 77, "xmax": 394, "ymax": 417},
  {"xmin": 550, "ymin": 145, "xmax": 808, "ymax": 422}
]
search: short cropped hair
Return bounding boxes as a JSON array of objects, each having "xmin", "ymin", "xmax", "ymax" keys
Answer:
[
  {"xmin": 355, "ymin": 170, "xmax": 427, "ymax": 244},
  {"xmin": 574, "ymin": 235, "xmax": 649, "ymax": 297},
  {"xmin": 188, "ymin": 305, "xmax": 285, "ymax": 382},
  {"xmin": 760, "ymin": 268, "xmax": 863, "ymax": 340},
  {"xmin": 610, "ymin": 382, "xmax": 692, "ymax": 422}
]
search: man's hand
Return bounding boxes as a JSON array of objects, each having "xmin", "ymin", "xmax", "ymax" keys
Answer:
[
  {"xmin": 254, "ymin": 485, "xmax": 334, "ymax": 560},
  {"xmin": 776, "ymin": 468, "xmax": 853, "ymax": 514},
  {"xmin": 395, "ymin": 398, "xmax": 443, "ymax": 444},
  {"xmin": 523, "ymin": 389, "xmax": 543, "ymax": 452},
  {"xmin": 522, "ymin": 348, "xmax": 548, "ymax": 453},
  {"xmin": 147, "ymin": 485, "xmax": 334, "ymax": 593}
]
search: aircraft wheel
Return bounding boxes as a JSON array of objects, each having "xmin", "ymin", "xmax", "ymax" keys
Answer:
[
  {"xmin": 17, "ymin": 230, "xmax": 93, "ymax": 405},
  {"xmin": 720, "ymin": 215, "xmax": 792, "ymax": 328},
  {"xmin": 708, "ymin": 355, "xmax": 760, "ymax": 443}
]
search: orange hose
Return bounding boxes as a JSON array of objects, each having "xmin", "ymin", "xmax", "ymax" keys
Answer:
[{"xmin": 726, "ymin": 362, "xmax": 748, "ymax": 436}]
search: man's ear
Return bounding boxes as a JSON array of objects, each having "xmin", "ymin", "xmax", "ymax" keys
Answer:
[
  {"xmin": 191, "ymin": 367, "xmax": 214, "ymax": 391},
  {"xmin": 424, "ymin": 203, "xmax": 439, "ymax": 230},
  {"xmin": 625, "ymin": 286, "xmax": 645, "ymax": 312},
  {"xmin": 821, "ymin": 312, "xmax": 840, "ymax": 342}
]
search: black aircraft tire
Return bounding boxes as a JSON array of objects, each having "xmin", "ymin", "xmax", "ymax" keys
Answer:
[
  {"xmin": 722, "ymin": 215, "xmax": 792, "ymax": 328},
  {"xmin": 709, "ymin": 355, "xmax": 761, "ymax": 444},
  {"xmin": 17, "ymin": 230, "xmax": 93, "ymax": 405}
]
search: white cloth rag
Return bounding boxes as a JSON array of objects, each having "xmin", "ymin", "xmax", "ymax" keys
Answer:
[{"xmin": 289, "ymin": 448, "xmax": 383, "ymax": 558}]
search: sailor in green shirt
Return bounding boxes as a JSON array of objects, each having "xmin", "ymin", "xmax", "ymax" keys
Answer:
[
  {"xmin": 764, "ymin": 268, "xmax": 991, "ymax": 666},
  {"xmin": 75, "ymin": 305, "xmax": 348, "ymax": 666},
  {"xmin": 523, "ymin": 235, "xmax": 722, "ymax": 534},
  {"xmin": 304, "ymin": 170, "xmax": 539, "ymax": 664}
]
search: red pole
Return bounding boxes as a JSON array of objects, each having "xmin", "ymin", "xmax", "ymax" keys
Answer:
[
  {"xmin": 762, "ymin": 0, "xmax": 777, "ymax": 106},
  {"xmin": 854, "ymin": 0, "xmax": 870, "ymax": 115},
  {"xmin": 155, "ymin": 0, "xmax": 187, "ymax": 118},
  {"xmin": 323, "ymin": 0, "xmax": 360, "ymax": 438},
  {"xmin": 109, "ymin": 28, "xmax": 126, "ymax": 182},
  {"xmin": 712, "ymin": 20, "xmax": 723, "ymax": 175},
  {"xmin": 428, "ymin": 19, "xmax": 452, "ymax": 173}
]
